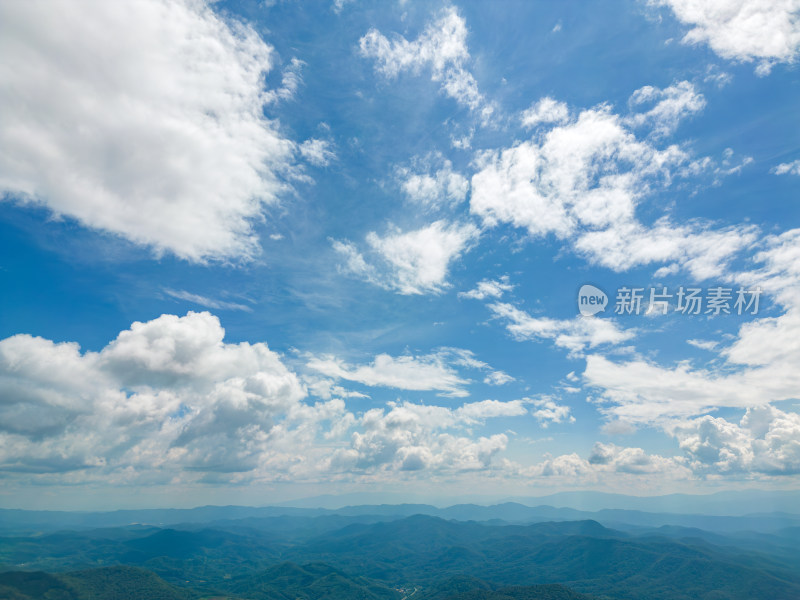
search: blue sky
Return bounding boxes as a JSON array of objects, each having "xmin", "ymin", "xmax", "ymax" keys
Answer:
[{"xmin": 1, "ymin": 0, "xmax": 799, "ymax": 509}]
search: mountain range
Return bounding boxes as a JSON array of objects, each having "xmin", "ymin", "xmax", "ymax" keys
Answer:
[{"xmin": 2, "ymin": 501, "xmax": 800, "ymax": 600}]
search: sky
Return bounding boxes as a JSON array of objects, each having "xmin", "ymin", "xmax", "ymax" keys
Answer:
[{"xmin": 0, "ymin": 0, "xmax": 799, "ymax": 510}]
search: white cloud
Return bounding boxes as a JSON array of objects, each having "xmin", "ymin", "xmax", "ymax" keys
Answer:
[
  {"xmin": 521, "ymin": 97, "xmax": 569, "ymax": 128},
  {"xmin": 335, "ymin": 220, "xmax": 479, "ymax": 295},
  {"xmin": 471, "ymin": 98, "xmax": 755, "ymax": 279},
  {"xmin": 773, "ymin": 159, "xmax": 800, "ymax": 176},
  {"xmin": 531, "ymin": 453, "xmax": 595, "ymax": 479},
  {"xmin": 398, "ymin": 159, "xmax": 469, "ymax": 209},
  {"xmin": 331, "ymin": 239, "xmax": 376, "ymax": 280},
  {"xmin": 530, "ymin": 397, "xmax": 576, "ymax": 427},
  {"xmin": 331, "ymin": 400, "xmax": 515, "ymax": 473},
  {"xmin": 359, "ymin": 6, "xmax": 490, "ymax": 114},
  {"xmin": 584, "ymin": 306, "xmax": 800, "ymax": 427},
  {"xmin": 0, "ymin": 312, "xmax": 346, "ymax": 478},
  {"xmin": 687, "ymin": 338, "xmax": 718, "ymax": 351},
  {"xmin": 0, "ymin": 0, "xmax": 296, "ymax": 262},
  {"xmin": 673, "ymin": 406, "xmax": 800, "ymax": 475},
  {"xmin": 306, "ymin": 351, "xmax": 472, "ymax": 397},
  {"xmin": 652, "ymin": 0, "xmax": 800, "ymax": 74},
  {"xmin": 459, "ymin": 275, "xmax": 514, "ymax": 300},
  {"xmin": 8, "ymin": 311, "xmax": 793, "ymax": 483},
  {"xmin": 455, "ymin": 398, "xmax": 528, "ymax": 421},
  {"xmin": 299, "ymin": 138, "xmax": 336, "ymax": 167},
  {"xmin": 484, "ymin": 370, "xmax": 515, "ymax": 386},
  {"xmin": 471, "ymin": 104, "xmax": 686, "ymax": 237},
  {"xmin": 14, "ymin": 312, "xmax": 795, "ymax": 484},
  {"xmin": 332, "ymin": 0, "xmax": 354, "ymax": 14},
  {"xmin": 305, "ymin": 346, "xmax": 511, "ymax": 399},
  {"xmin": 585, "ymin": 354, "xmax": 760, "ymax": 425},
  {"xmin": 627, "ymin": 80, "xmax": 706, "ymax": 136},
  {"xmin": 733, "ymin": 228, "xmax": 800, "ymax": 307},
  {"xmin": 703, "ymin": 64, "xmax": 733, "ymax": 87},
  {"xmin": 301, "ymin": 375, "xmax": 370, "ymax": 401},
  {"xmin": 266, "ymin": 57, "xmax": 305, "ymax": 103},
  {"xmin": 488, "ymin": 302, "xmax": 634, "ymax": 356},
  {"xmin": 0, "ymin": 313, "xmax": 566, "ymax": 483},
  {"xmin": 587, "ymin": 442, "xmax": 688, "ymax": 475},
  {"xmin": 451, "ymin": 129, "xmax": 474, "ymax": 149},
  {"xmin": 574, "ymin": 219, "xmax": 758, "ymax": 279},
  {"xmin": 580, "ymin": 229, "xmax": 800, "ymax": 448},
  {"xmin": 516, "ymin": 444, "xmax": 691, "ymax": 485},
  {"xmin": 164, "ymin": 289, "xmax": 253, "ymax": 312}
]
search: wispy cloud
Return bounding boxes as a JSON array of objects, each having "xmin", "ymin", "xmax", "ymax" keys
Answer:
[{"xmin": 164, "ymin": 289, "xmax": 253, "ymax": 312}]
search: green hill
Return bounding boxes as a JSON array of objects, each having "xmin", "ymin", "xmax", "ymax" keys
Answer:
[
  {"xmin": 439, "ymin": 585, "xmax": 595, "ymax": 600},
  {"xmin": 223, "ymin": 561, "xmax": 400, "ymax": 600},
  {"xmin": 0, "ymin": 566, "xmax": 197, "ymax": 600}
]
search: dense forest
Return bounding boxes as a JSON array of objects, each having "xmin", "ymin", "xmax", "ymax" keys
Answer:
[{"xmin": 1, "ymin": 504, "xmax": 800, "ymax": 600}]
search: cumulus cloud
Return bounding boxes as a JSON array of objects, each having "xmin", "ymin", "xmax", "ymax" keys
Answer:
[
  {"xmin": 471, "ymin": 104, "xmax": 683, "ymax": 237},
  {"xmin": 587, "ymin": 442, "xmax": 689, "ymax": 475},
  {"xmin": 7, "ymin": 312, "xmax": 794, "ymax": 483},
  {"xmin": 514, "ymin": 444, "xmax": 692, "ymax": 485},
  {"xmin": 582, "ymin": 235, "xmax": 800, "ymax": 428},
  {"xmin": 334, "ymin": 220, "xmax": 479, "ymax": 295},
  {"xmin": 330, "ymin": 400, "xmax": 515, "ymax": 473},
  {"xmin": 471, "ymin": 95, "xmax": 755, "ymax": 279},
  {"xmin": 531, "ymin": 453, "xmax": 596, "ymax": 479},
  {"xmin": 0, "ymin": 314, "xmax": 562, "ymax": 482},
  {"xmin": 772, "ymin": 159, "xmax": 800, "ymax": 176},
  {"xmin": 651, "ymin": 0, "xmax": 800, "ymax": 74},
  {"xmin": 578, "ymin": 230, "xmax": 800, "ymax": 472},
  {"xmin": 0, "ymin": 0, "xmax": 297, "ymax": 262},
  {"xmin": 673, "ymin": 406, "xmax": 800, "ymax": 475},
  {"xmin": 488, "ymin": 302, "xmax": 634, "ymax": 356},
  {"xmin": 456, "ymin": 398, "xmax": 528, "ymax": 421},
  {"xmin": 359, "ymin": 6, "xmax": 491, "ymax": 115},
  {"xmin": 397, "ymin": 158, "xmax": 469, "ymax": 209},
  {"xmin": 0, "ymin": 312, "xmax": 345, "ymax": 478},
  {"xmin": 521, "ymin": 97, "xmax": 569, "ymax": 128},
  {"xmin": 530, "ymin": 397, "xmax": 576, "ymax": 426},
  {"xmin": 627, "ymin": 80, "xmax": 706, "ymax": 136}
]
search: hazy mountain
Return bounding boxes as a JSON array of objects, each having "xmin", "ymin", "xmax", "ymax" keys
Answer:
[
  {"xmin": 3, "ymin": 510, "xmax": 800, "ymax": 599},
  {"xmin": 4, "ymin": 497, "xmax": 800, "ymax": 538},
  {"xmin": 271, "ymin": 490, "xmax": 800, "ymax": 516},
  {"xmin": 502, "ymin": 490, "xmax": 800, "ymax": 516}
]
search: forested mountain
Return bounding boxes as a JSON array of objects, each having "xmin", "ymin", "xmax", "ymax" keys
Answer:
[
  {"xmin": 2, "ymin": 511, "xmax": 800, "ymax": 600},
  {"xmin": 0, "ymin": 566, "xmax": 196, "ymax": 600}
]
